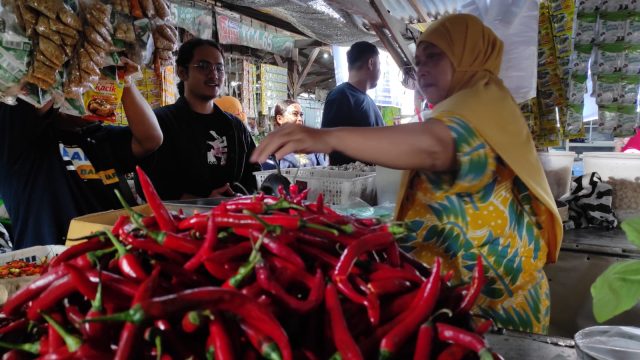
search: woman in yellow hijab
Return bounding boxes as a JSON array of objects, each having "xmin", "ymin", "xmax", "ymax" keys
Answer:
[{"xmin": 251, "ymin": 14, "xmax": 562, "ymax": 334}]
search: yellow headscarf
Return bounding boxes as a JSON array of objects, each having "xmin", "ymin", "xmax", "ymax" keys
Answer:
[
  {"xmin": 396, "ymin": 14, "xmax": 563, "ymax": 263},
  {"xmin": 214, "ymin": 96, "xmax": 247, "ymax": 123}
]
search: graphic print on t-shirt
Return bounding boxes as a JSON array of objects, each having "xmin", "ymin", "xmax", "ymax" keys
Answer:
[
  {"xmin": 207, "ymin": 130, "xmax": 228, "ymax": 166},
  {"xmin": 59, "ymin": 144, "xmax": 119, "ymax": 185}
]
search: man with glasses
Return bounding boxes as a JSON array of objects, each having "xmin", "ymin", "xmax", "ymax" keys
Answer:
[
  {"xmin": 321, "ymin": 41, "xmax": 384, "ymax": 165},
  {"xmin": 138, "ymin": 38, "xmax": 260, "ymax": 200}
]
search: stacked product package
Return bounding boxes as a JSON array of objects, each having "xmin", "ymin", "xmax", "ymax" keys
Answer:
[{"xmin": 574, "ymin": 0, "xmax": 640, "ymax": 137}]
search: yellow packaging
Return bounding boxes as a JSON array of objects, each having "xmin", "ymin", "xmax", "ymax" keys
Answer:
[{"xmin": 82, "ymin": 71, "xmax": 125, "ymax": 123}]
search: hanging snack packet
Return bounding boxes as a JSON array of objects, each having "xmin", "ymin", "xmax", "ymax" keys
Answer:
[
  {"xmin": 571, "ymin": 44, "xmax": 593, "ymax": 75},
  {"xmin": 565, "ymin": 103, "xmax": 586, "ymax": 139},
  {"xmin": 569, "ymin": 74, "xmax": 588, "ymax": 104},
  {"xmin": 576, "ymin": 0, "xmax": 600, "ymax": 12},
  {"xmin": 595, "ymin": 74, "xmax": 621, "ymax": 104},
  {"xmin": 575, "ymin": 13, "xmax": 597, "ymax": 44},
  {"xmin": 82, "ymin": 68, "xmax": 125, "ymax": 122},
  {"xmin": 620, "ymin": 75, "xmax": 640, "ymax": 105},
  {"xmin": 555, "ymin": 34, "xmax": 573, "ymax": 59},
  {"xmin": 598, "ymin": 105, "xmax": 619, "ymax": 135},
  {"xmin": 623, "ymin": 45, "xmax": 640, "ymax": 75},
  {"xmin": 595, "ymin": 43, "xmax": 625, "ymax": 74},
  {"xmin": 549, "ymin": 0, "xmax": 574, "ymax": 13},
  {"xmin": 614, "ymin": 105, "xmax": 638, "ymax": 137},
  {"xmin": 598, "ymin": 12, "xmax": 627, "ymax": 43},
  {"xmin": 551, "ymin": 9, "xmax": 574, "ymax": 35},
  {"xmin": 600, "ymin": 0, "xmax": 627, "ymax": 12},
  {"xmin": 626, "ymin": 14, "xmax": 640, "ymax": 43}
]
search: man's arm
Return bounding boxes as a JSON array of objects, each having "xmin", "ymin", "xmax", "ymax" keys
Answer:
[
  {"xmin": 120, "ymin": 58, "xmax": 162, "ymax": 158},
  {"xmin": 122, "ymin": 82, "xmax": 162, "ymax": 158}
]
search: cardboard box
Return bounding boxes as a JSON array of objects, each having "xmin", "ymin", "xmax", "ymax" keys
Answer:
[{"xmin": 65, "ymin": 205, "xmax": 151, "ymax": 246}]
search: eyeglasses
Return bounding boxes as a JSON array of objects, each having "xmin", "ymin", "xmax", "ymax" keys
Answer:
[{"xmin": 192, "ymin": 61, "xmax": 225, "ymax": 76}]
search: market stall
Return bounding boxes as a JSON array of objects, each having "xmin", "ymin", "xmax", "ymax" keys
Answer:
[{"xmin": 1, "ymin": 0, "xmax": 640, "ymax": 359}]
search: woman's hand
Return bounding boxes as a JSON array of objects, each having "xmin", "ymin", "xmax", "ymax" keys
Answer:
[{"xmin": 251, "ymin": 124, "xmax": 333, "ymax": 163}]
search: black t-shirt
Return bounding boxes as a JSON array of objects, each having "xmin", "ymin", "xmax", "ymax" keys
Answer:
[
  {"xmin": 321, "ymin": 82, "xmax": 384, "ymax": 165},
  {"xmin": 0, "ymin": 100, "xmax": 136, "ymax": 249},
  {"xmin": 139, "ymin": 97, "xmax": 261, "ymax": 200}
]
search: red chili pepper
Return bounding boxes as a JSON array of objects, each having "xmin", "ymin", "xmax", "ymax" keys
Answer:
[
  {"xmin": 83, "ymin": 279, "xmax": 107, "ymax": 343},
  {"xmin": 413, "ymin": 322, "xmax": 434, "ymax": 360},
  {"xmin": 63, "ymin": 302, "xmax": 86, "ymax": 335},
  {"xmin": 379, "ymin": 257, "xmax": 442, "ymax": 359},
  {"xmin": 0, "ymin": 319, "xmax": 28, "ymax": 336},
  {"xmin": 120, "ymin": 231, "xmax": 186, "ymax": 263},
  {"xmin": 256, "ymin": 261, "xmax": 324, "ymax": 313},
  {"xmin": 114, "ymin": 267, "xmax": 162, "ymax": 360},
  {"xmin": 333, "ymin": 232, "xmax": 395, "ymax": 324},
  {"xmin": 49, "ymin": 236, "xmax": 108, "ymax": 268},
  {"xmin": 292, "ymin": 188, "xmax": 310, "ymax": 204},
  {"xmin": 112, "ymin": 215, "xmax": 130, "ymax": 236},
  {"xmin": 289, "ymin": 184, "xmax": 299, "ymax": 198},
  {"xmin": 295, "ymin": 232, "xmax": 335, "ymax": 250},
  {"xmin": 207, "ymin": 315, "xmax": 234, "ymax": 360},
  {"xmin": 474, "ymin": 319, "xmax": 493, "ymax": 335},
  {"xmin": 248, "ymin": 229, "xmax": 305, "ymax": 270},
  {"xmin": 370, "ymin": 264, "xmax": 423, "ymax": 284},
  {"xmin": 442, "ymin": 270, "xmax": 455, "ymax": 283},
  {"xmin": 47, "ymin": 314, "xmax": 65, "ymax": 354},
  {"xmin": 457, "ymin": 255, "xmax": 485, "ymax": 314},
  {"xmin": 160, "ymin": 231, "xmax": 202, "ymax": 254},
  {"xmin": 241, "ymin": 322, "xmax": 283, "ymax": 360},
  {"xmin": 64, "ymin": 263, "xmax": 98, "ymax": 300},
  {"xmin": 136, "ymin": 166, "xmax": 178, "ymax": 233},
  {"xmin": 184, "ymin": 211, "xmax": 218, "ymax": 271},
  {"xmin": 85, "ymin": 269, "xmax": 138, "ymax": 298},
  {"xmin": 223, "ymin": 238, "xmax": 263, "ymax": 290},
  {"xmin": 89, "ymin": 288, "xmax": 292, "ymax": 360},
  {"xmin": 178, "ymin": 213, "xmax": 208, "ymax": 233},
  {"xmin": 367, "ymin": 278, "xmax": 413, "ymax": 295},
  {"xmin": 42, "ymin": 312, "xmax": 82, "ymax": 353},
  {"xmin": 436, "ymin": 344, "xmax": 469, "ymax": 360},
  {"xmin": 325, "ymin": 282, "xmax": 363, "ymax": 360},
  {"xmin": 26, "ymin": 275, "xmax": 74, "ymax": 321},
  {"xmin": 181, "ymin": 311, "xmax": 204, "ymax": 333},
  {"xmin": 436, "ymin": 323, "xmax": 492, "ymax": 360},
  {"xmin": 0, "ymin": 339, "xmax": 47, "ymax": 356},
  {"xmin": 105, "ymin": 231, "xmax": 148, "ymax": 281}
]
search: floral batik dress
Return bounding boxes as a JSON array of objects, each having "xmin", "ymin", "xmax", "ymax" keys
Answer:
[{"xmin": 397, "ymin": 116, "xmax": 551, "ymax": 334}]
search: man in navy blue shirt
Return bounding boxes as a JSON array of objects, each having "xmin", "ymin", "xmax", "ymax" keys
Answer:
[
  {"xmin": 321, "ymin": 41, "xmax": 384, "ymax": 165},
  {"xmin": 0, "ymin": 60, "xmax": 162, "ymax": 249}
]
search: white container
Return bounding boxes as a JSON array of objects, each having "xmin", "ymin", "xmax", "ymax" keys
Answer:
[
  {"xmin": 254, "ymin": 168, "xmax": 376, "ymax": 206},
  {"xmin": 0, "ymin": 245, "xmax": 67, "ymax": 304},
  {"xmin": 582, "ymin": 152, "xmax": 640, "ymax": 221},
  {"xmin": 375, "ymin": 166, "xmax": 403, "ymax": 206},
  {"xmin": 538, "ymin": 151, "xmax": 576, "ymax": 200}
]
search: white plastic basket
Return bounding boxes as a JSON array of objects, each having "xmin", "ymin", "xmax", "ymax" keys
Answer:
[
  {"xmin": 0, "ymin": 245, "xmax": 67, "ymax": 305},
  {"xmin": 254, "ymin": 168, "xmax": 376, "ymax": 206}
]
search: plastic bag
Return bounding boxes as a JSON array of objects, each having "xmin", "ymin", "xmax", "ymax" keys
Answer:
[
  {"xmin": 153, "ymin": 0, "xmax": 170, "ymax": 20},
  {"xmin": 575, "ymin": 326, "xmax": 640, "ymax": 360},
  {"xmin": 627, "ymin": 15, "xmax": 640, "ymax": 44},
  {"xmin": 569, "ymin": 74, "xmax": 587, "ymax": 104},
  {"xmin": 598, "ymin": 13, "xmax": 626, "ymax": 43},
  {"xmin": 575, "ymin": 13, "xmax": 597, "ymax": 45},
  {"xmin": 29, "ymin": 0, "xmax": 60, "ymax": 19},
  {"xmin": 595, "ymin": 44, "xmax": 625, "ymax": 74},
  {"xmin": 565, "ymin": 103, "xmax": 585, "ymax": 139},
  {"xmin": 0, "ymin": 32, "xmax": 30, "ymax": 99},
  {"xmin": 595, "ymin": 74, "xmax": 621, "ymax": 104}
]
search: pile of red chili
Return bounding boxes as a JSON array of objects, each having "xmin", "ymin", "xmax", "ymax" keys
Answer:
[{"xmin": 0, "ymin": 166, "xmax": 502, "ymax": 360}]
